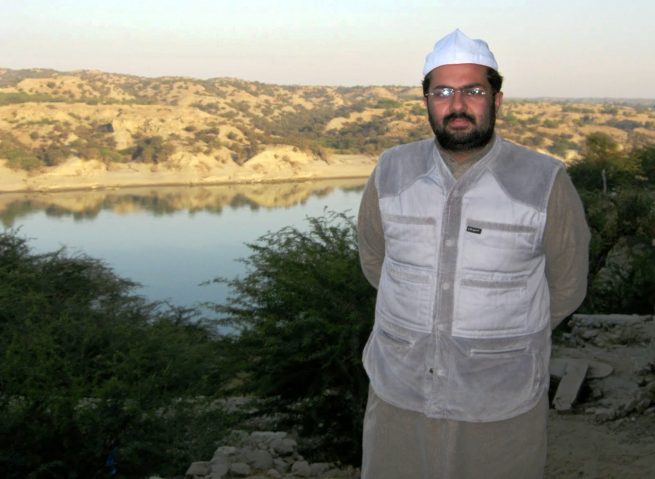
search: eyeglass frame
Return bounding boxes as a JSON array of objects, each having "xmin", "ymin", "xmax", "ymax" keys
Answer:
[{"xmin": 424, "ymin": 86, "xmax": 488, "ymax": 101}]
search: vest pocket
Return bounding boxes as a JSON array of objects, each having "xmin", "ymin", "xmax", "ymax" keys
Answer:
[
  {"xmin": 379, "ymin": 326, "xmax": 412, "ymax": 344},
  {"xmin": 444, "ymin": 334, "xmax": 542, "ymax": 420},
  {"xmin": 382, "ymin": 214, "xmax": 436, "ymax": 268},
  {"xmin": 376, "ymin": 258, "xmax": 435, "ymax": 333},
  {"xmin": 465, "ymin": 219, "xmax": 537, "ymax": 250},
  {"xmin": 453, "ymin": 272, "xmax": 529, "ymax": 338},
  {"xmin": 461, "ymin": 219, "xmax": 538, "ymax": 273}
]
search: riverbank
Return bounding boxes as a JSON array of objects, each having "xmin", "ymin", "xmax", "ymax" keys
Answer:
[{"xmin": 0, "ymin": 148, "xmax": 376, "ymax": 194}]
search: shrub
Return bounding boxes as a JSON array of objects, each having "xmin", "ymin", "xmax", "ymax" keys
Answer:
[
  {"xmin": 212, "ymin": 211, "xmax": 376, "ymax": 464},
  {"xmin": 0, "ymin": 232, "xmax": 237, "ymax": 478},
  {"xmin": 542, "ymin": 119, "xmax": 560, "ymax": 128},
  {"xmin": 589, "ymin": 237, "xmax": 655, "ymax": 314},
  {"xmin": 125, "ymin": 136, "xmax": 175, "ymax": 164},
  {"xmin": 568, "ymin": 137, "xmax": 655, "ymax": 314},
  {"xmin": 632, "ymin": 143, "xmax": 655, "ymax": 184},
  {"xmin": 37, "ymin": 144, "xmax": 71, "ymax": 166},
  {"xmin": 375, "ymin": 98, "xmax": 401, "ymax": 109},
  {"xmin": 0, "ymin": 92, "xmax": 65, "ymax": 106},
  {"xmin": 568, "ymin": 133, "xmax": 642, "ymax": 191},
  {"xmin": 0, "ymin": 136, "xmax": 43, "ymax": 170},
  {"xmin": 576, "ymin": 188, "xmax": 655, "ymax": 314},
  {"xmin": 548, "ymin": 135, "xmax": 578, "ymax": 157}
]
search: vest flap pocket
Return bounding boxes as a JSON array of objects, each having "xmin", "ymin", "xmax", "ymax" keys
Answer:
[
  {"xmin": 461, "ymin": 219, "xmax": 539, "ymax": 275},
  {"xmin": 376, "ymin": 259, "xmax": 435, "ymax": 333},
  {"xmin": 382, "ymin": 213, "xmax": 437, "ymax": 268},
  {"xmin": 465, "ymin": 219, "xmax": 537, "ymax": 251},
  {"xmin": 469, "ymin": 344, "xmax": 528, "ymax": 357},
  {"xmin": 444, "ymin": 334, "xmax": 542, "ymax": 420},
  {"xmin": 453, "ymin": 271, "xmax": 530, "ymax": 338}
]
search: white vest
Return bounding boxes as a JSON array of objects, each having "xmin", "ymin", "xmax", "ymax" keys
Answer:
[{"xmin": 363, "ymin": 135, "xmax": 563, "ymax": 422}]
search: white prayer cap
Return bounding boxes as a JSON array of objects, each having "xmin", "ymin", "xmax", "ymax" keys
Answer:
[{"xmin": 422, "ymin": 29, "xmax": 498, "ymax": 76}]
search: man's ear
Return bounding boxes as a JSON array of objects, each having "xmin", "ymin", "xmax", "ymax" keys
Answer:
[{"xmin": 494, "ymin": 91, "xmax": 503, "ymax": 114}]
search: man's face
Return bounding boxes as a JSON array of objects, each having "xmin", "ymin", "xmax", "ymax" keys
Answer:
[{"xmin": 425, "ymin": 63, "xmax": 503, "ymax": 152}]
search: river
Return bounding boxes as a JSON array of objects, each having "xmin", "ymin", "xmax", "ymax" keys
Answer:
[{"xmin": 0, "ymin": 178, "xmax": 367, "ymax": 311}]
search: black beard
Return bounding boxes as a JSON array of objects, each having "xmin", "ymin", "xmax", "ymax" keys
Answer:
[{"xmin": 429, "ymin": 107, "xmax": 496, "ymax": 152}]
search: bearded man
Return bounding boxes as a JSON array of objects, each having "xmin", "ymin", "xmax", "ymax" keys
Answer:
[{"xmin": 357, "ymin": 29, "xmax": 590, "ymax": 479}]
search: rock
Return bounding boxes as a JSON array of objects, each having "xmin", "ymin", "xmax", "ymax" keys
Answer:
[
  {"xmin": 591, "ymin": 407, "xmax": 616, "ymax": 422},
  {"xmin": 228, "ymin": 430, "xmax": 250, "ymax": 444},
  {"xmin": 271, "ymin": 437, "xmax": 297, "ymax": 455},
  {"xmin": 209, "ymin": 453, "xmax": 229, "ymax": 477},
  {"xmin": 310, "ymin": 462, "xmax": 331, "ymax": 475},
  {"xmin": 209, "ymin": 464, "xmax": 228, "ymax": 478},
  {"xmin": 214, "ymin": 446, "xmax": 238, "ymax": 456},
  {"xmin": 291, "ymin": 460, "xmax": 312, "ymax": 477},
  {"xmin": 580, "ymin": 329, "xmax": 599, "ymax": 340},
  {"xmin": 211, "ymin": 451, "xmax": 230, "ymax": 466},
  {"xmin": 229, "ymin": 462, "xmax": 252, "ymax": 476},
  {"xmin": 553, "ymin": 359, "xmax": 589, "ymax": 411},
  {"xmin": 273, "ymin": 457, "xmax": 289, "ymax": 473},
  {"xmin": 250, "ymin": 431, "xmax": 286, "ymax": 445},
  {"xmin": 245, "ymin": 448, "xmax": 274, "ymax": 470},
  {"xmin": 185, "ymin": 461, "xmax": 211, "ymax": 478},
  {"xmin": 625, "ymin": 394, "xmax": 652, "ymax": 414},
  {"xmin": 571, "ymin": 314, "xmax": 652, "ymax": 327}
]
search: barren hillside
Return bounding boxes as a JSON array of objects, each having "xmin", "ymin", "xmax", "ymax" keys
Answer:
[{"xmin": 0, "ymin": 68, "xmax": 653, "ymax": 192}]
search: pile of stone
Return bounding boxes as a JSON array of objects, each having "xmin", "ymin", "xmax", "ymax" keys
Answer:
[
  {"xmin": 184, "ymin": 431, "xmax": 359, "ymax": 479},
  {"xmin": 552, "ymin": 314, "xmax": 655, "ymax": 422}
]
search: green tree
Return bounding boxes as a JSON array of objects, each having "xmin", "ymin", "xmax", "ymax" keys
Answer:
[
  {"xmin": 632, "ymin": 143, "xmax": 655, "ymax": 184},
  {"xmin": 566, "ymin": 134, "xmax": 655, "ymax": 314},
  {"xmin": 127, "ymin": 136, "xmax": 174, "ymax": 163},
  {"xmin": 577, "ymin": 188, "xmax": 655, "ymax": 314},
  {"xmin": 568, "ymin": 132, "xmax": 641, "ymax": 191},
  {"xmin": 213, "ymin": 211, "xmax": 376, "ymax": 464}
]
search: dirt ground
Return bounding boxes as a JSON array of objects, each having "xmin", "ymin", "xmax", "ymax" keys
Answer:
[
  {"xmin": 545, "ymin": 314, "xmax": 655, "ymax": 478},
  {"xmin": 546, "ymin": 410, "xmax": 655, "ymax": 478}
]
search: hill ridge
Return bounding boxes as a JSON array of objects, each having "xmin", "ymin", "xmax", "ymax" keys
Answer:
[{"xmin": 0, "ymin": 68, "xmax": 653, "ymax": 192}]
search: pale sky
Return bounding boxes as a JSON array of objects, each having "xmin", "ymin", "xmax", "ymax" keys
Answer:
[{"xmin": 1, "ymin": 0, "xmax": 654, "ymax": 98}]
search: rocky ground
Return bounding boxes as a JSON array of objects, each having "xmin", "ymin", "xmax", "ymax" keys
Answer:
[
  {"xmin": 545, "ymin": 314, "xmax": 655, "ymax": 478},
  {"xmin": 177, "ymin": 314, "xmax": 654, "ymax": 479}
]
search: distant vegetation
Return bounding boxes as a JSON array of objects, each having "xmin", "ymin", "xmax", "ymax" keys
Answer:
[{"xmin": 1, "ymin": 68, "xmax": 654, "ymax": 171}]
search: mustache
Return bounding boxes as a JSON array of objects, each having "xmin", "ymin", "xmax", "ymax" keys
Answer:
[{"xmin": 444, "ymin": 112, "xmax": 476, "ymax": 125}]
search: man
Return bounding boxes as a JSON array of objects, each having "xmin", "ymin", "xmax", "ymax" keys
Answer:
[{"xmin": 357, "ymin": 29, "xmax": 590, "ymax": 478}]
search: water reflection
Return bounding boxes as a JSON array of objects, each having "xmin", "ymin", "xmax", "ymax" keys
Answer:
[
  {"xmin": 0, "ymin": 178, "xmax": 367, "ymax": 227},
  {"xmin": 4, "ymin": 178, "xmax": 368, "ymax": 309}
]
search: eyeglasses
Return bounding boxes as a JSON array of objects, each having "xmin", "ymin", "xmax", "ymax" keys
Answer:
[{"xmin": 425, "ymin": 86, "xmax": 487, "ymax": 101}]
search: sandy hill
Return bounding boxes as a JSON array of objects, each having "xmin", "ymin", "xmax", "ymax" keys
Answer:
[{"xmin": 0, "ymin": 68, "xmax": 653, "ymax": 192}]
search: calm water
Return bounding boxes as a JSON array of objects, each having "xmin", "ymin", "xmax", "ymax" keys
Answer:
[{"xmin": 1, "ymin": 179, "xmax": 367, "ymax": 311}]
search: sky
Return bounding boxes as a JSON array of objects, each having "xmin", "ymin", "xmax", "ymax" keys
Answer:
[{"xmin": 1, "ymin": 0, "xmax": 654, "ymax": 98}]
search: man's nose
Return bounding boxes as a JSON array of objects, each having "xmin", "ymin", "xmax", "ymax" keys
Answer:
[{"xmin": 448, "ymin": 90, "xmax": 467, "ymax": 111}]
